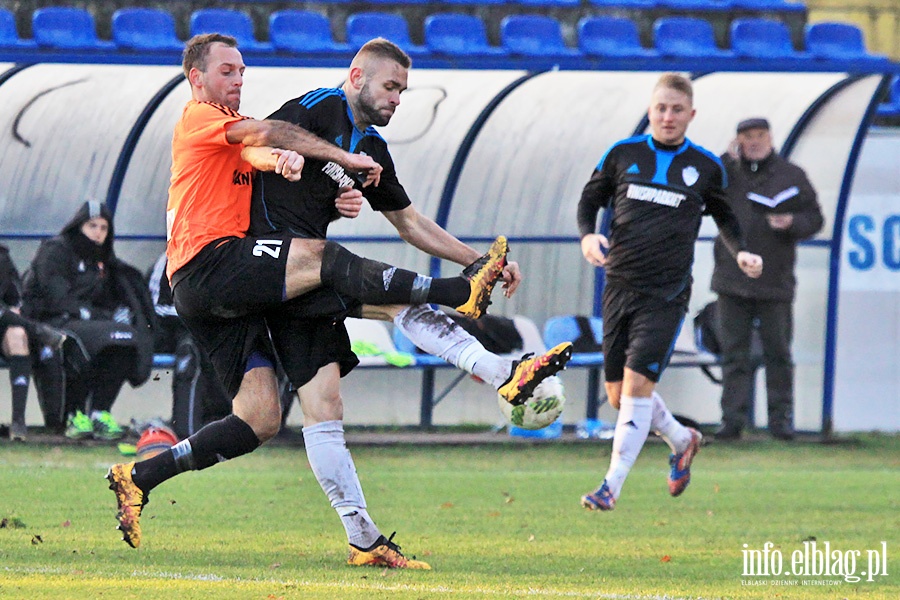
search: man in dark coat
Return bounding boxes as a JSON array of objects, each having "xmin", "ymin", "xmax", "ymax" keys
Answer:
[
  {"xmin": 712, "ymin": 118, "xmax": 824, "ymax": 441},
  {"xmin": 23, "ymin": 201, "xmax": 155, "ymax": 440}
]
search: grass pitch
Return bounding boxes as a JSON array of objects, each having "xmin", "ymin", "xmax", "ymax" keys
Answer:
[{"xmin": 0, "ymin": 433, "xmax": 897, "ymax": 599}]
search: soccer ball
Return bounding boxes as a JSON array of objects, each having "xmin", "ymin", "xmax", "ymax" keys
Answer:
[
  {"xmin": 497, "ymin": 375, "xmax": 566, "ymax": 430},
  {"xmin": 136, "ymin": 425, "xmax": 179, "ymax": 461}
]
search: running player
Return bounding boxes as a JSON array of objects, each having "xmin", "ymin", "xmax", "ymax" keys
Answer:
[
  {"xmin": 577, "ymin": 73, "xmax": 763, "ymax": 510},
  {"xmin": 106, "ymin": 34, "xmax": 509, "ymax": 551}
]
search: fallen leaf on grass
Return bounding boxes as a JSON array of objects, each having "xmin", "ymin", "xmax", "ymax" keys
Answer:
[
  {"xmin": 440, "ymin": 502, "xmax": 454, "ymax": 509},
  {"xmin": 660, "ymin": 555, "xmax": 671, "ymax": 563},
  {"xmin": 714, "ymin": 484, "xmax": 720, "ymax": 493},
  {"xmin": 270, "ymin": 563, "xmax": 281, "ymax": 570},
  {"xmin": 31, "ymin": 535, "xmax": 43, "ymax": 545},
  {"xmin": 62, "ymin": 520, "xmax": 71, "ymax": 528},
  {"xmin": 528, "ymin": 535, "xmax": 535, "ymax": 542},
  {"xmin": 487, "ymin": 511, "xmax": 502, "ymax": 517}
]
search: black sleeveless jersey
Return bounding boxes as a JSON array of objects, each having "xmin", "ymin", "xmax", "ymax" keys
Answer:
[
  {"xmin": 577, "ymin": 135, "xmax": 744, "ymax": 300},
  {"xmin": 250, "ymin": 87, "xmax": 411, "ymax": 239}
]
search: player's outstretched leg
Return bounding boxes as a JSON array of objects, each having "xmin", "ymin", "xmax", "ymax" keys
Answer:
[
  {"xmin": 320, "ymin": 236, "xmax": 508, "ymax": 318},
  {"xmin": 106, "ymin": 462, "xmax": 147, "ymax": 548},
  {"xmin": 668, "ymin": 427, "xmax": 702, "ymax": 497},
  {"xmin": 455, "ymin": 236, "xmax": 509, "ymax": 319},
  {"xmin": 497, "ymin": 342, "xmax": 574, "ymax": 406},
  {"xmin": 347, "ymin": 532, "xmax": 432, "ymax": 570}
]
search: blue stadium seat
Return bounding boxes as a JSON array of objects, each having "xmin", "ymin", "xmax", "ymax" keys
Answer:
[
  {"xmin": 0, "ymin": 8, "xmax": 36, "ymax": 49},
  {"xmin": 32, "ymin": 7, "xmax": 115, "ymax": 50},
  {"xmin": 269, "ymin": 11, "xmax": 351, "ymax": 54},
  {"xmin": 443, "ymin": 0, "xmax": 508, "ymax": 5},
  {"xmin": 658, "ymin": 0, "xmax": 732, "ymax": 10},
  {"xmin": 500, "ymin": 15, "xmax": 582, "ymax": 57},
  {"xmin": 112, "ymin": 9, "xmax": 182, "ymax": 52},
  {"xmin": 424, "ymin": 14, "xmax": 507, "ymax": 57},
  {"xmin": 190, "ymin": 9, "xmax": 273, "ymax": 53},
  {"xmin": 589, "ymin": 0, "xmax": 659, "ymax": 8},
  {"xmin": 805, "ymin": 22, "xmax": 871, "ymax": 59},
  {"xmin": 346, "ymin": 13, "xmax": 429, "ymax": 57},
  {"xmin": 511, "ymin": 0, "xmax": 581, "ymax": 7},
  {"xmin": 543, "ymin": 315, "xmax": 603, "ymax": 351},
  {"xmin": 578, "ymin": 16, "xmax": 658, "ymax": 58},
  {"xmin": 653, "ymin": 17, "xmax": 733, "ymax": 57},
  {"xmin": 876, "ymin": 76, "xmax": 900, "ymax": 118},
  {"xmin": 730, "ymin": 18, "xmax": 804, "ymax": 58},
  {"xmin": 731, "ymin": 0, "xmax": 806, "ymax": 12}
]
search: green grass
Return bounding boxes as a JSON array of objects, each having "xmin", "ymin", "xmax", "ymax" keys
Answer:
[{"xmin": 1, "ymin": 435, "xmax": 898, "ymax": 599}]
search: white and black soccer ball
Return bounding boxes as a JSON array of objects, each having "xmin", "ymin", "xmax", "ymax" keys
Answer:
[{"xmin": 497, "ymin": 375, "xmax": 566, "ymax": 430}]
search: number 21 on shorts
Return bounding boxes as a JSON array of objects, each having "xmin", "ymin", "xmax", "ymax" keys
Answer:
[{"xmin": 252, "ymin": 239, "xmax": 283, "ymax": 259}]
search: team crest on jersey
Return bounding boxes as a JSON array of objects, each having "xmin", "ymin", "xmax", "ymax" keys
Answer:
[{"xmin": 682, "ymin": 166, "xmax": 699, "ymax": 186}]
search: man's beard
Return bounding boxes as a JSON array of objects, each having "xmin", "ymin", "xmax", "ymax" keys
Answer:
[{"xmin": 358, "ymin": 84, "xmax": 391, "ymax": 127}]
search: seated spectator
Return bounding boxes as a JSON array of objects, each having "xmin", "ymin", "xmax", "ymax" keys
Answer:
[
  {"xmin": 148, "ymin": 251, "xmax": 230, "ymax": 439},
  {"xmin": 1, "ymin": 243, "xmax": 68, "ymax": 441},
  {"xmin": 23, "ymin": 201, "xmax": 156, "ymax": 440}
]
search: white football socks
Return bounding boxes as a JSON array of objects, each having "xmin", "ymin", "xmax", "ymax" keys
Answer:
[
  {"xmin": 394, "ymin": 305, "xmax": 512, "ymax": 388},
  {"xmin": 651, "ymin": 391, "xmax": 692, "ymax": 454},
  {"xmin": 603, "ymin": 395, "xmax": 653, "ymax": 499},
  {"xmin": 302, "ymin": 420, "xmax": 381, "ymax": 548}
]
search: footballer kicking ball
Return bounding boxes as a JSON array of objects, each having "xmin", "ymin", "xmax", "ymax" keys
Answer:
[{"xmin": 497, "ymin": 375, "xmax": 566, "ymax": 430}]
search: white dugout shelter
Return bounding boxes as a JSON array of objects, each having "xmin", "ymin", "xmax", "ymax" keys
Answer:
[{"xmin": 0, "ymin": 61, "xmax": 896, "ymax": 432}]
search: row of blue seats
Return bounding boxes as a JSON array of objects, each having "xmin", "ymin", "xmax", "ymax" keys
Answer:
[
  {"xmin": 150, "ymin": 0, "xmax": 806, "ymax": 10},
  {"xmin": 0, "ymin": 7, "xmax": 882, "ymax": 62}
]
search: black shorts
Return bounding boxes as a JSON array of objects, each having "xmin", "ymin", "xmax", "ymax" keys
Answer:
[
  {"xmin": 171, "ymin": 236, "xmax": 291, "ymax": 397},
  {"xmin": 171, "ymin": 236, "xmax": 291, "ymax": 320},
  {"xmin": 265, "ymin": 287, "xmax": 363, "ymax": 389},
  {"xmin": 602, "ymin": 283, "xmax": 687, "ymax": 383}
]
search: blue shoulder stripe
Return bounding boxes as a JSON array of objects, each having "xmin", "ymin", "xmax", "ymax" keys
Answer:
[
  {"xmin": 299, "ymin": 87, "xmax": 344, "ymax": 109},
  {"xmin": 596, "ymin": 134, "xmax": 649, "ymax": 171},
  {"xmin": 364, "ymin": 126, "xmax": 385, "ymax": 142},
  {"xmin": 686, "ymin": 138, "xmax": 727, "ymax": 188}
]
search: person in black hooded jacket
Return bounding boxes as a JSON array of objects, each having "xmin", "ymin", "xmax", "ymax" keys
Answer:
[{"xmin": 23, "ymin": 201, "xmax": 156, "ymax": 440}]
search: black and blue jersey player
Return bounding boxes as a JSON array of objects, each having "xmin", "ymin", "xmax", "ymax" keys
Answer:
[
  {"xmin": 577, "ymin": 73, "xmax": 764, "ymax": 511},
  {"xmin": 251, "ymin": 38, "xmax": 573, "ymax": 568}
]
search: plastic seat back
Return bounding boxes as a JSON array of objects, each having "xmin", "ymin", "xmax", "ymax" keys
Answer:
[
  {"xmin": 424, "ymin": 13, "xmax": 505, "ymax": 56},
  {"xmin": 578, "ymin": 16, "xmax": 654, "ymax": 57},
  {"xmin": 806, "ymin": 22, "xmax": 868, "ymax": 58},
  {"xmin": 190, "ymin": 8, "xmax": 272, "ymax": 52},
  {"xmin": 32, "ymin": 7, "xmax": 113, "ymax": 50},
  {"xmin": 112, "ymin": 8, "xmax": 182, "ymax": 51},
  {"xmin": 654, "ymin": 17, "xmax": 729, "ymax": 57},
  {"xmin": 500, "ymin": 14, "xmax": 579, "ymax": 57},
  {"xmin": 731, "ymin": 18, "xmax": 796, "ymax": 58},
  {"xmin": 269, "ymin": 10, "xmax": 349, "ymax": 53}
]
